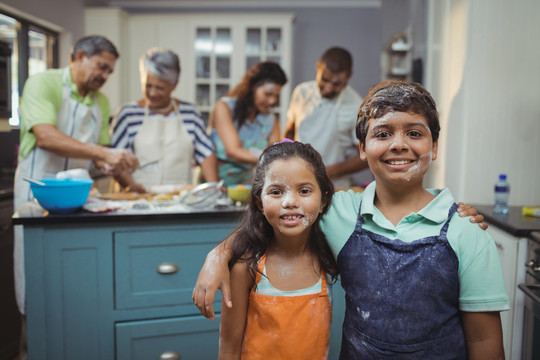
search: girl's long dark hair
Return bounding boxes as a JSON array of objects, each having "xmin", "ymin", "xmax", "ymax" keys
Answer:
[
  {"xmin": 229, "ymin": 141, "xmax": 338, "ymax": 285},
  {"xmin": 227, "ymin": 61, "xmax": 287, "ymax": 128}
]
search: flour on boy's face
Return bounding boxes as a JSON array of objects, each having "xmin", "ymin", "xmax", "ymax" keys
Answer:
[{"xmin": 359, "ymin": 111, "xmax": 438, "ymax": 185}]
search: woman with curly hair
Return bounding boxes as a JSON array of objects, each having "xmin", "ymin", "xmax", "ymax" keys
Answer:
[{"xmin": 209, "ymin": 61, "xmax": 287, "ymax": 186}]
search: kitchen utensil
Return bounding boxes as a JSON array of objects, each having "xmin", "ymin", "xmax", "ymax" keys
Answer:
[
  {"xmin": 23, "ymin": 177, "xmax": 46, "ymax": 186},
  {"xmin": 227, "ymin": 184, "xmax": 252, "ymax": 205},
  {"xmin": 98, "ymin": 192, "xmax": 153, "ymax": 201},
  {"xmin": 29, "ymin": 178, "xmax": 94, "ymax": 214},
  {"xmin": 180, "ymin": 180, "xmax": 224, "ymax": 208}
]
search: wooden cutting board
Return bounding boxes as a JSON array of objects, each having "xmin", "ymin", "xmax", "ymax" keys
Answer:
[
  {"xmin": 97, "ymin": 192, "xmax": 154, "ymax": 201},
  {"xmin": 95, "ymin": 185, "xmax": 196, "ymax": 201}
]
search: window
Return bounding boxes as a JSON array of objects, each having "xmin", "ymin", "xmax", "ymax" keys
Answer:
[{"xmin": 0, "ymin": 11, "xmax": 58, "ymax": 127}]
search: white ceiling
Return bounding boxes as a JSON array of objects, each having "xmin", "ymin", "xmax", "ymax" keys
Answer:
[{"xmin": 105, "ymin": 0, "xmax": 381, "ymax": 10}]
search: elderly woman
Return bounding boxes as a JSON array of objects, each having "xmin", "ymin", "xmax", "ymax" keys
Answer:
[
  {"xmin": 112, "ymin": 47, "xmax": 218, "ymax": 192},
  {"xmin": 209, "ymin": 61, "xmax": 287, "ymax": 186}
]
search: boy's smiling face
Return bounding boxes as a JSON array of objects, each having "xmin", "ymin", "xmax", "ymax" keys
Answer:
[{"xmin": 359, "ymin": 111, "xmax": 438, "ymax": 186}]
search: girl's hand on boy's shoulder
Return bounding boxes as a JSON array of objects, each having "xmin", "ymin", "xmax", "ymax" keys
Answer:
[{"xmin": 457, "ymin": 202, "xmax": 488, "ymax": 230}]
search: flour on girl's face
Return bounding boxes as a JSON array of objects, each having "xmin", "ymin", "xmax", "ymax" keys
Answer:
[
  {"xmin": 260, "ymin": 158, "xmax": 325, "ymax": 236},
  {"xmin": 262, "ymin": 173, "xmax": 307, "ymax": 230}
]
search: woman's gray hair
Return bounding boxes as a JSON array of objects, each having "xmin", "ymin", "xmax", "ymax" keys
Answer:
[{"xmin": 139, "ymin": 47, "xmax": 181, "ymax": 85}]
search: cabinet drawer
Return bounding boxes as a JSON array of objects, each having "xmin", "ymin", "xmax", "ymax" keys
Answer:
[
  {"xmin": 114, "ymin": 224, "xmax": 233, "ymax": 310},
  {"xmin": 116, "ymin": 315, "xmax": 220, "ymax": 360}
]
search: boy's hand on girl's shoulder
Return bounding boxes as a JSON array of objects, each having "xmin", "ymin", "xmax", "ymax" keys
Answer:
[
  {"xmin": 457, "ymin": 202, "xmax": 488, "ymax": 230},
  {"xmin": 192, "ymin": 246, "xmax": 233, "ymax": 320}
]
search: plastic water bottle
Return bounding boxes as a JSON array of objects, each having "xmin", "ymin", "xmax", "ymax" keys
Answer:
[{"xmin": 494, "ymin": 174, "xmax": 510, "ymax": 214}]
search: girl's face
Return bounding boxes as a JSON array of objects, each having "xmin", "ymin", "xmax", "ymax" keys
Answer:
[
  {"xmin": 259, "ymin": 157, "xmax": 326, "ymax": 242},
  {"xmin": 359, "ymin": 111, "xmax": 438, "ymax": 186},
  {"xmin": 253, "ymin": 82, "xmax": 282, "ymax": 114},
  {"xmin": 141, "ymin": 72, "xmax": 176, "ymax": 109}
]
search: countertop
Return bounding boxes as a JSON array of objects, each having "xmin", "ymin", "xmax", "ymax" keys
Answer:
[
  {"xmin": 13, "ymin": 200, "xmax": 247, "ymax": 225},
  {"xmin": 14, "ymin": 199, "xmax": 539, "ymax": 237},
  {"xmin": 475, "ymin": 205, "xmax": 540, "ymax": 237}
]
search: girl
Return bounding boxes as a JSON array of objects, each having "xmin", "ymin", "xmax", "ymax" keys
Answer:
[
  {"xmin": 208, "ymin": 61, "xmax": 287, "ymax": 186},
  {"xmin": 218, "ymin": 140, "xmax": 338, "ymax": 360}
]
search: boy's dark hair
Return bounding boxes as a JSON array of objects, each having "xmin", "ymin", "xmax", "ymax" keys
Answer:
[
  {"xmin": 229, "ymin": 141, "xmax": 338, "ymax": 285},
  {"xmin": 320, "ymin": 47, "xmax": 353, "ymax": 74},
  {"xmin": 227, "ymin": 61, "xmax": 287, "ymax": 128},
  {"xmin": 70, "ymin": 35, "xmax": 119, "ymax": 61},
  {"xmin": 356, "ymin": 80, "xmax": 440, "ymax": 144}
]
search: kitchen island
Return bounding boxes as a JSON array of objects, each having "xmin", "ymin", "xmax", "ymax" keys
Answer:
[
  {"xmin": 13, "ymin": 202, "xmax": 246, "ymax": 360},
  {"xmin": 14, "ymin": 196, "xmax": 350, "ymax": 360}
]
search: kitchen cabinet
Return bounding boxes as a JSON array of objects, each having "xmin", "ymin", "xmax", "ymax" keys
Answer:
[
  {"xmin": 116, "ymin": 314, "xmax": 222, "ymax": 360},
  {"xmin": 490, "ymin": 225, "xmax": 527, "ymax": 360},
  {"xmin": 85, "ymin": 10, "xmax": 293, "ymax": 128},
  {"xmin": 381, "ymin": 27, "xmax": 413, "ymax": 81},
  {"xmin": 476, "ymin": 205, "xmax": 540, "ymax": 360},
  {"xmin": 14, "ymin": 206, "xmax": 242, "ymax": 360},
  {"xmin": 191, "ymin": 20, "xmax": 291, "ymax": 124},
  {"xmin": 15, "ymin": 204, "xmax": 346, "ymax": 359}
]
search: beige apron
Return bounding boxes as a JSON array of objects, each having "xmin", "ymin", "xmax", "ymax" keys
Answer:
[
  {"xmin": 131, "ymin": 101, "xmax": 194, "ymax": 188},
  {"xmin": 13, "ymin": 67, "xmax": 102, "ymax": 314},
  {"xmin": 297, "ymin": 90, "xmax": 352, "ymax": 188}
]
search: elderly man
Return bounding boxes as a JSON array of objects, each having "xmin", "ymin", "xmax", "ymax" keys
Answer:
[
  {"xmin": 14, "ymin": 35, "xmax": 139, "ymax": 315},
  {"xmin": 283, "ymin": 47, "xmax": 370, "ymax": 188}
]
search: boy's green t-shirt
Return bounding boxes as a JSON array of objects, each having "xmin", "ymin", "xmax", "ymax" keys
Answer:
[
  {"xmin": 321, "ymin": 181, "xmax": 510, "ymax": 313},
  {"xmin": 18, "ymin": 68, "xmax": 111, "ymax": 161}
]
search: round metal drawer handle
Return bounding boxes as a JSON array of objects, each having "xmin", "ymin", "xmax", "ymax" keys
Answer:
[
  {"xmin": 157, "ymin": 262, "xmax": 179, "ymax": 274},
  {"xmin": 159, "ymin": 350, "xmax": 181, "ymax": 360}
]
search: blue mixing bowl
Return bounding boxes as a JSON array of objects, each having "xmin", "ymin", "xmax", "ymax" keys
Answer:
[{"xmin": 30, "ymin": 178, "xmax": 94, "ymax": 214}]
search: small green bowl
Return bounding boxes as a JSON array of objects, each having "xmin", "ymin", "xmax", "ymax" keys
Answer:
[{"xmin": 227, "ymin": 185, "xmax": 252, "ymax": 205}]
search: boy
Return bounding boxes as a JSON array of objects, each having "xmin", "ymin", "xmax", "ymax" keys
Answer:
[
  {"xmin": 326, "ymin": 80, "xmax": 508, "ymax": 358},
  {"xmin": 193, "ymin": 80, "xmax": 508, "ymax": 359}
]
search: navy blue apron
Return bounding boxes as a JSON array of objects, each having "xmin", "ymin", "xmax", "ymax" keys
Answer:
[{"xmin": 337, "ymin": 202, "xmax": 467, "ymax": 359}]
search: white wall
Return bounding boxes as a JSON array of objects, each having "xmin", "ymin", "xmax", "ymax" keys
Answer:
[
  {"xmin": 84, "ymin": 8, "xmax": 129, "ymax": 114},
  {"xmin": 88, "ymin": 2, "xmax": 383, "ymax": 97},
  {"xmin": 427, "ymin": 0, "xmax": 540, "ymax": 206}
]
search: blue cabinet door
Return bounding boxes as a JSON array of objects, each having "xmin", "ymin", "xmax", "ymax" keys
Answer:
[
  {"xmin": 114, "ymin": 223, "xmax": 235, "ymax": 310},
  {"xmin": 116, "ymin": 315, "xmax": 221, "ymax": 360},
  {"xmin": 24, "ymin": 219, "xmax": 238, "ymax": 360},
  {"xmin": 25, "ymin": 226, "xmax": 117, "ymax": 360}
]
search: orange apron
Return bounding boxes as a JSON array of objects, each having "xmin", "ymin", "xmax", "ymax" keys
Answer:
[{"xmin": 241, "ymin": 255, "xmax": 332, "ymax": 360}]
